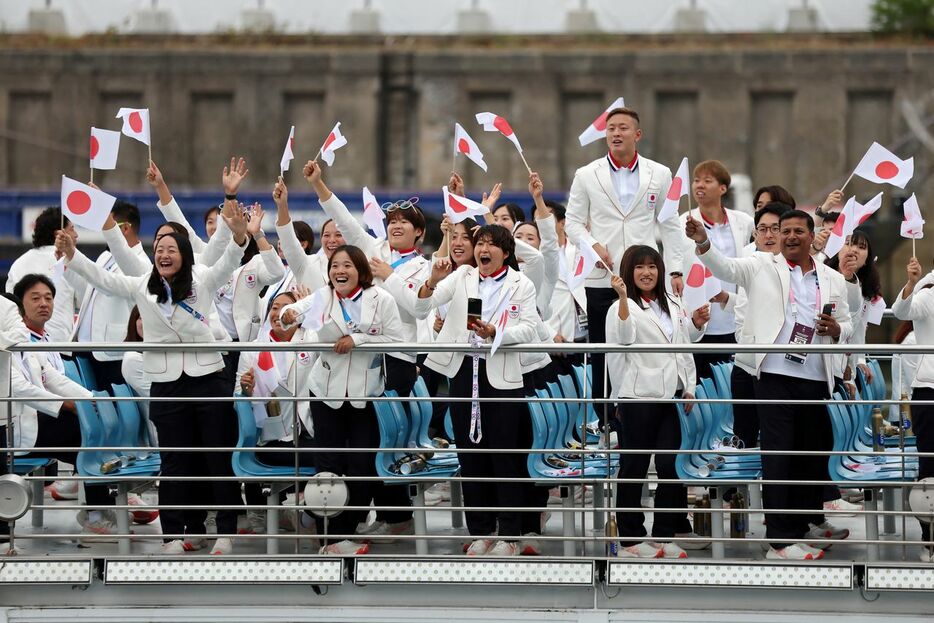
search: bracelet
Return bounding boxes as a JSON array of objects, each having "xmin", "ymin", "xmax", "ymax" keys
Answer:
[
  {"xmin": 225, "ymin": 193, "xmax": 237, "ymax": 201},
  {"xmin": 670, "ymin": 272, "xmax": 683, "ymax": 277},
  {"xmin": 695, "ymin": 238, "xmax": 711, "ymax": 250},
  {"xmin": 256, "ymin": 228, "xmax": 266, "ymax": 239},
  {"xmin": 424, "ymin": 282, "xmax": 436, "ymax": 291}
]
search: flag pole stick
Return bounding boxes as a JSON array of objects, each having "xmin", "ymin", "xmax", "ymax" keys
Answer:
[
  {"xmin": 913, "ymin": 238, "xmax": 916, "ymax": 258},
  {"xmin": 452, "ymin": 151, "xmax": 457, "ymax": 175},
  {"xmin": 518, "ymin": 151, "xmax": 532, "ymax": 175},
  {"xmin": 90, "ymin": 167, "xmax": 94, "ymax": 185},
  {"xmin": 148, "ymin": 144, "xmax": 152, "ymax": 164},
  {"xmin": 840, "ymin": 171, "xmax": 855, "ymax": 193}
]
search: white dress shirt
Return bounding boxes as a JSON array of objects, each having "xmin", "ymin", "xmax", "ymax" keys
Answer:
[
  {"xmin": 760, "ymin": 261, "xmax": 824, "ymax": 381},
  {"xmin": 702, "ymin": 212, "xmax": 738, "ymax": 335},
  {"xmin": 608, "ymin": 153, "xmax": 640, "ymax": 217}
]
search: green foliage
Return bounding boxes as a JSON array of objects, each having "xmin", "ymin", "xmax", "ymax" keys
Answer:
[{"xmin": 871, "ymin": 0, "xmax": 934, "ymax": 37}]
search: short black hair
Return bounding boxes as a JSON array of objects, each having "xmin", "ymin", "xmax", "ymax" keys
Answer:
[
  {"xmin": 818, "ymin": 210, "xmax": 840, "ymax": 225},
  {"xmin": 544, "ymin": 200, "xmax": 566, "ymax": 222},
  {"xmin": 472, "ymin": 224, "xmax": 519, "ymax": 271},
  {"xmin": 493, "ymin": 202, "xmax": 525, "ymax": 225},
  {"xmin": 32, "ymin": 207, "xmax": 69, "ymax": 248},
  {"xmin": 13, "ymin": 273, "xmax": 56, "ymax": 301},
  {"xmin": 754, "ymin": 202, "xmax": 792, "ymax": 226},
  {"xmin": 112, "ymin": 200, "xmax": 141, "ymax": 234},
  {"xmin": 329, "ymin": 245, "xmax": 374, "ymax": 290},
  {"xmin": 1, "ymin": 293, "xmax": 23, "ymax": 316},
  {"xmin": 780, "ymin": 209, "xmax": 815, "ymax": 233},
  {"xmin": 753, "ymin": 185, "xmax": 796, "ymax": 210},
  {"xmin": 293, "ymin": 221, "xmax": 315, "ymax": 255},
  {"xmin": 204, "ymin": 205, "xmax": 220, "ymax": 227}
]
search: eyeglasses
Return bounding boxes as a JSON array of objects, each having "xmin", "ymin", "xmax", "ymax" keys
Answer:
[
  {"xmin": 755, "ymin": 224, "xmax": 781, "ymax": 234},
  {"xmin": 382, "ymin": 197, "xmax": 420, "ymax": 213}
]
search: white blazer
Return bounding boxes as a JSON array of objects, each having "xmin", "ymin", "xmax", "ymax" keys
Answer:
[
  {"xmin": 48, "ymin": 244, "xmax": 152, "ymax": 361},
  {"xmin": 282, "ymin": 286, "xmax": 405, "ymax": 409},
  {"xmin": 274, "ymin": 220, "xmax": 329, "ymax": 291},
  {"xmin": 6, "ymin": 246, "xmax": 57, "ymax": 294},
  {"xmin": 64, "ymin": 237, "xmax": 246, "ymax": 383},
  {"xmin": 320, "ymin": 193, "xmax": 431, "ymax": 360},
  {"xmin": 236, "ymin": 327, "xmax": 317, "ymax": 441},
  {"xmin": 699, "ymin": 245, "xmax": 853, "ymax": 392},
  {"xmin": 546, "ymin": 241, "xmax": 589, "ymax": 340},
  {"xmin": 413, "ymin": 265, "xmax": 540, "ymax": 390},
  {"xmin": 534, "ymin": 215, "xmax": 561, "ymax": 319},
  {"xmin": 565, "ymin": 154, "xmax": 684, "ymax": 287},
  {"xmin": 11, "ymin": 352, "xmax": 91, "ymax": 450},
  {"xmin": 606, "ymin": 295, "xmax": 700, "ymax": 400},
  {"xmin": 0, "ymin": 297, "xmax": 30, "ymax": 429},
  {"xmin": 217, "ymin": 248, "xmax": 285, "ymax": 342},
  {"xmin": 892, "ymin": 282, "xmax": 934, "ymax": 391}
]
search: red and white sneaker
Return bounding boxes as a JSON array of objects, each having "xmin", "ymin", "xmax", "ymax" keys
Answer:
[
  {"xmin": 47, "ymin": 480, "xmax": 79, "ymax": 501},
  {"xmin": 319, "ymin": 540, "xmax": 369, "ymax": 555},
  {"xmin": 128, "ymin": 494, "xmax": 160, "ymax": 525},
  {"xmin": 616, "ymin": 542, "xmax": 663, "ymax": 558},
  {"xmin": 766, "ymin": 543, "xmax": 823, "ymax": 560},
  {"xmin": 465, "ymin": 538, "xmax": 494, "ymax": 556}
]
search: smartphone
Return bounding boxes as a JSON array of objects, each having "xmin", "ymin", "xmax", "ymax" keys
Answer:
[
  {"xmin": 467, "ymin": 297, "xmax": 482, "ymax": 329},
  {"xmin": 821, "ymin": 303, "xmax": 833, "ymax": 317}
]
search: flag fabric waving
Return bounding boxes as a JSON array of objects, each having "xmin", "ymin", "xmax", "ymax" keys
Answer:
[
  {"xmin": 254, "ymin": 351, "xmax": 280, "ymax": 397},
  {"xmin": 866, "ymin": 295, "xmax": 886, "ymax": 326},
  {"xmin": 851, "ymin": 141, "xmax": 914, "ymax": 189},
  {"xmin": 658, "ymin": 157, "xmax": 689, "ymax": 222},
  {"xmin": 115, "ymin": 107, "xmax": 150, "ymax": 146},
  {"xmin": 577, "ymin": 97, "xmax": 626, "ymax": 147},
  {"xmin": 900, "ymin": 193, "xmax": 924, "ymax": 239},
  {"xmin": 60, "ymin": 175, "xmax": 117, "ymax": 232},
  {"xmin": 319, "ymin": 122, "xmax": 348, "ymax": 167},
  {"xmin": 280, "ymin": 125, "xmax": 295, "ymax": 174},
  {"xmin": 90, "ymin": 127, "xmax": 120, "ymax": 170},
  {"xmin": 362, "ymin": 186, "xmax": 387, "ymax": 240},
  {"xmin": 453, "ymin": 123, "xmax": 488, "ymax": 172},
  {"xmin": 298, "ymin": 289, "xmax": 329, "ymax": 332},
  {"xmin": 488, "ymin": 290, "xmax": 517, "ymax": 357},
  {"xmin": 683, "ymin": 259, "xmax": 721, "ymax": 313},
  {"xmin": 566, "ymin": 238, "xmax": 602, "ymax": 293},
  {"xmin": 475, "ymin": 111, "xmax": 523, "ymax": 153},
  {"xmin": 824, "ymin": 192, "xmax": 884, "ymax": 258},
  {"xmin": 442, "ymin": 185, "xmax": 490, "ymax": 224}
]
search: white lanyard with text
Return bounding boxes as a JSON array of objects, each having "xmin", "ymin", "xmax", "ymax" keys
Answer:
[
  {"xmin": 468, "ymin": 331, "xmax": 484, "ymax": 444},
  {"xmin": 786, "ymin": 270, "xmax": 821, "ymax": 364}
]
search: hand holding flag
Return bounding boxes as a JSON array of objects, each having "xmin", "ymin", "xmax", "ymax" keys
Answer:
[
  {"xmin": 442, "ymin": 185, "xmax": 490, "ymax": 224},
  {"xmin": 578, "ymin": 97, "xmax": 625, "ymax": 147},
  {"xmin": 683, "ymin": 259, "xmax": 721, "ymax": 313},
  {"xmin": 60, "ymin": 175, "xmax": 117, "ymax": 232}
]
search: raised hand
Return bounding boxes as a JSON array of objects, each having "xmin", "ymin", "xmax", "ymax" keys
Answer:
[
  {"xmin": 369, "ymin": 257, "xmax": 393, "ymax": 281},
  {"xmin": 481, "ymin": 182, "xmax": 503, "ymax": 210},
  {"xmin": 222, "ymin": 157, "xmax": 249, "ymax": 195},
  {"xmin": 684, "ymin": 215, "xmax": 708, "ymax": 244},
  {"xmin": 528, "ymin": 172, "xmax": 545, "ymax": 200},
  {"xmin": 907, "ymin": 257, "xmax": 923, "ymax": 284},
  {"xmin": 840, "ymin": 247, "xmax": 859, "ymax": 280},
  {"xmin": 692, "ymin": 303, "xmax": 710, "ymax": 329},
  {"xmin": 280, "ymin": 308, "xmax": 299, "ymax": 327},
  {"xmin": 147, "ymin": 160, "xmax": 166, "ymax": 189},
  {"xmin": 222, "ymin": 203, "xmax": 249, "ymax": 245},
  {"xmin": 246, "ymin": 203, "xmax": 265, "ymax": 238},
  {"xmin": 303, "ymin": 160, "xmax": 322, "ymax": 186},
  {"xmin": 55, "ymin": 230, "xmax": 76, "ymax": 260},
  {"xmin": 610, "ymin": 274, "xmax": 627, "ymax": 299},
  {"xmin": 822, "ymin": 189, "xmax": 844, "ymax": 211},
  {"xmin": 293, "ymin": 283, "xmax": 311, "ymax": 300},
  {"xmin": 448, "ymin": 172, "xmax": 465, "ymax": 196},
  {"xmin": 273, "ymin": 178, "xmax": 288, "ymax": 207},
  {"xmin": 593, "ymin": 242, "xmax": 613, "ymax": 271}
]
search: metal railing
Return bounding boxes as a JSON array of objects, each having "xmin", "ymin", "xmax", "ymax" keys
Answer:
[{"xmin": 0, "ymin": 340, "xmax": 931, "ymax": 563}]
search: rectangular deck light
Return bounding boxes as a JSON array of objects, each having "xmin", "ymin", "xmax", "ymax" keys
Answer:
[
  {"xmin": 105, "ymin": 558, "xmax": 343, "ymax": 585},
  {"xmin": 354, "ymin": 558, "xmax": 594, "ymax": 586},
  {"xmin": 607, "ymin": 561, "xmax": 852, "ymax": 590}
]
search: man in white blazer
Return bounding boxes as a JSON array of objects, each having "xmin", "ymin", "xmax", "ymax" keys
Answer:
[
  {"xmin": 686, "ymin": 209, "xmax": 853, "ymax": 560},
  {"xmin": 565, "ymin": 107, "xmax": 685, "ymax": 402},
  {"xmin": 677, "ymin": 160, "xmax": 755, "ymax": 382}
]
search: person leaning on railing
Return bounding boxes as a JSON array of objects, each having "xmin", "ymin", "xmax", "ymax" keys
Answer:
[
  {"xmin": 279, "ymin": 244, "xmax": 406, "ymax": 556},
  {"xmin": 606, "ymin": 245, "xmax": 708, "ymax": 559},
  {"xmin": 54, "ymin": 199, "xmax": 250, "ymax": 557},
  {"xmin": 892, "ymin": 255, "xmax": 934, "ymax": 563}
]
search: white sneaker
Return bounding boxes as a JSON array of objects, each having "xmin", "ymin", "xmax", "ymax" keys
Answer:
[
  {"xmin": 239, "ymin": 511, "xmax": 266, "ymax": 535},
  {"xmin": 424, "ymin": 482, "xmax": 451, "ymax": 506},
  {"xmin": 766, "ymin": 543, "xmax": 821, "ymax": 560},
  {"xmin": 616, "ymin": 542, "xmax": 663, "ymax": 558},
  {"xmin": 204, "ymin": 511, "xmax": 217, "ymax": 535},
  {"xmin": 674, "ymin": 531, "xmax": 711, "ymax": 550},
  {"xmin": 183, "ymin": 537, "xmax": 206, "ymax": 552},
  {"xmin": 798, "ymin": 542, "xmax": 827, "ymax": 558},
  {"xmin": 210, "ymin": 538, "xmax": 233, "ymax": 555},
  {"xmin": 161, "ymin": 540, "xmax": 186, "ymax": 555},
  {"xmin": 658, "ymin": 542, "xmax": 688, "ymax": 559},
  {"xmin": 128, "ymin": 493, "xmax": 160, "ymax": 525},
  {"xmin": 47, "ymin": 480, "xmax": 79, "ymax": 501},
  {"xmin": 465, "ymin": 538, "xmax": 494, "ymax": 556},
  {"xmin": 822, "ymin": 498, "xmax": 862, "ymax": 517},
  {"xmin": 919, "ymin": 547, "xmax": 934, "ymax": 563},
  {"xmin": 77, "ymin": 510, "xmax": 120, "ymax": 543},
  {"xmin": 806, "ymin": 521, "xmax": 849, "ymax": 543},
  {"xmin": 357, "ymin": 519, "xmax": 414, "ymax": 544},
  {"xmin": 487, "ymin": 540, "xmax": 519, "ymax": 557},
  {"xmin": 319, "ymin": 540, "xmax": 369, "ymax": 555},
  {"xmin": 519, "ymin": 533, "xmax": 541, "ymax": 556}
]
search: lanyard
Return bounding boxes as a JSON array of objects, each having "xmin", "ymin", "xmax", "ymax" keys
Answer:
[
  {"xmin": 788, "ymin": 271, "xmax": 820, "ymax": 321},
  {"xmin": 468, "ymin": 332, "xmax": 483, "ymax": 444},
  {"xmin": 177, "ymin": 299, "xmax": 209, "ymax": 325},
  {"xmin": 390, "ymin": 253, "xmax": 418, "ymax": 270},
  {"xmin": 338, "ymin": 301, "xmax": 358, "ymax": 332}
]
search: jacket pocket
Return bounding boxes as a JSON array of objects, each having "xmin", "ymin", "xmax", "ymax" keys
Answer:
[
  {"xmin": 195, "ymin": 351, "xmax": 222, "ymax": 367},
  {"xmin": 143, "ymin": 352, "xmax": 168, "ymax": 375},
  {"xmin": 633, "ymin": 366, "xmax": 667, "ymax": 399}
]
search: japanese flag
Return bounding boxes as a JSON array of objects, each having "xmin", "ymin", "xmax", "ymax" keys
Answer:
[
  {"xmin": 658, "ymin": 157, "xmax": 688, "ymax": 223},
  {"xmin": 453, "ymin": 123, "xmax": 487, "ymax": 172},
  {"xmin": 852, "ymin": 141, "xmax": 914, "ymax": 189},
  {"xmin": 115, "ymin": 107, "xmax": 150, "ymax": 146},
  {"xmin": 298, "ymin": 288, "xmax": 329, "ymax": 332},
  {"xmin": 60, "ymin": 175, "xmax": 117, "ymax": 232},
  {"xmin": 475, "ymin": 111, "xmax": 523, "ymax": 153},
  {"xmin": 254, "ymin": 351, "xmax": 280, "ymax": 397},
  {"xmin": 280, "ymin": 125, "xmax": 295, "ymax": 174},
  {"xmin": 442, "ymin": 185, "xmax": 489, "ymax": 224},
  {"xmin": 824, "ymin": 192, "xmax": 883, "ymax": 258},
  {"xmin": 577, "ymin": 97, "xmax": 625, "ymax": 147},
  {"xmin": 362, "ymin": 186, "xmax": 387, "ymax": 240},
  {"xmin": 566, "ymin": 238, "xmax": 602, "ymax": 292},
  {"xmin": 900, "ymin": 193, "xmax": 924, "ymax": 239},
  {"xmin": 683, "ymin": 259, "xmax": 721, "ymax": 313},
  {"xmin": 866, "ymin": 295, "xmax": 886, "ymax": 326},
  {"xmin": 319, "ymin": 122, "xmax": 348, "ymax": 167},
  {"xmin": 90, "ymin": 127, "xmax": 120, "ymax": 171}
]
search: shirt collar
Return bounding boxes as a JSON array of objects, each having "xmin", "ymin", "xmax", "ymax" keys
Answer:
[
  {"xmin": 480, "ymin": 266, "xmax": 508, "ymax": 282},
  {"xmin": 607, "ymin": 151, "xmax": 639, "ymax": 173},
  {"xmin": 27, "ymin": 326, "xmax": 47, "ymax": 342},
  {"xmin": 337, "ymin": 285, "xmax": 363, "ymax": 302},
  {"xmin": 700, "ymin": 207, "xmax": 729, "ymax": 227},
  {"xmin": 393, "ymin": 247, "xmax": 418, "ymax": 257},
  {"xmin": 785, "ymin": 257, "xmax": 815, "ymax": 275}
]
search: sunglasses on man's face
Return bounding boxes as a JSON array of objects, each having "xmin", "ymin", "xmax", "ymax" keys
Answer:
[{"xmin": 382, "ymin": 197, "xmax": 420, "ymax": 213}]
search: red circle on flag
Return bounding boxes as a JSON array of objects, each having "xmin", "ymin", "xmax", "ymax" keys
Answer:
[
  {"xmin": 128, "ymin": 111, "xmax": 143, "ymax": 133},
  {"xmin": 493, "ymin": 116, "xmax": 514, "ymax": 136},
  {"xmin": 831, "ymin": 212, "xmax": 846, "ymax": 236},
  {"xmin": 322, "ymin": 132, "xmax": 336, "ymax": 151},
  {"xmin": 686, "ymin": 264, "xmax": 706, "ymax": 288},
  {"xmin": 257, "ymin": 351, "xmax": 275, "ymax": 371},
  {"xmin": 666, "ymin": 178, "xmax": 682, "ymax": 201},
  {"xmin": 874, "ymin": 160, "xmax": 898, "ymax": 180},
  {"xmin": 593, "ymin": 112, "xmax": 609, "ymax": 132},
  {"xmin": 90, "ymin": 136, "xmax": 99, "ymax": 159},
  {"xmin": 457, "ymin": 138, "xmax": 471, "ymax": 154},
  {"xmin": 66, "ymin": 190, "xmax": 92, "ymax": 215}
]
